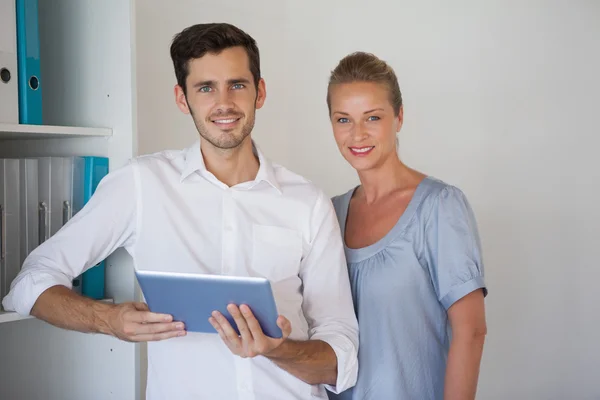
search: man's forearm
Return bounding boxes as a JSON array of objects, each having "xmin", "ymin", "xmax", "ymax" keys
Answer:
[
  {"xmin": 30, "ymin": 285, "xmax": 114, "ymax": 335},
  {"xmin": 265, "ymin": 339, "xmax": 337, "ymax": 385},
  {"xmin": 444, "ymin": 332, "xmax": 486, "ymax": 400}
]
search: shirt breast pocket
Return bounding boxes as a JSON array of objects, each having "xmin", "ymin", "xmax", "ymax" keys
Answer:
[{"xmin": 251, "ymin": 224, "xmax": 302, "ymax": 283}]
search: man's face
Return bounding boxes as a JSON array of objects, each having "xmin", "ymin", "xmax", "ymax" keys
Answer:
[{"xmin": 175, "ymin": 46, "xmax": 266, "ymax": 150}]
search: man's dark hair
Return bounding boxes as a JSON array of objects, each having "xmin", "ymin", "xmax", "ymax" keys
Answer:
[{"xmin": 170, "ymin": 23, "xmax": 260, "ymax": 95}]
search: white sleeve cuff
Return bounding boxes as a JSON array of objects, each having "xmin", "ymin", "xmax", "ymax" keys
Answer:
[
  {"xmin": 2, "ymin": 270, "xmax": 72, "ymax": 316},
  {"xmin": 312, "ymin": 332, "xmax": 358, "ymax": 394}
]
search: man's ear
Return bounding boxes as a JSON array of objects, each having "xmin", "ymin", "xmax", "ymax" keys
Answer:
[
  {"xmin": 255, "ymin": 78, "xmax": 267, "ymax": 110},
  {"xmin": 174, "ymin": 84, "xmax": 190, "ymax": 114}
]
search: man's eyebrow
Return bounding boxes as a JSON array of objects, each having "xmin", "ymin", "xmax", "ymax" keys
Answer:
[
  {"xmin": 227, "ymin": 78, "xmax": 251, "ymax": 85},
  {"xmin": 192, "ymin": 80, "xmax": 215, "ymax": 88},
  {"xmin": 192, "ymin": 78, "xmax": 251, "ymax": 87}
]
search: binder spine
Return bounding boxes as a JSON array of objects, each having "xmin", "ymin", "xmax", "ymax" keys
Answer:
[
  {"xmin": 0, "ymin": 0, "xmax": 19, "ymax": 123},
  {"xmin": 80, "ymin": 157, "xmax": 109, "ymax": 300},
  {"xmin": 16, "ymin": 0, "xmax": 43, "ymax": 124},
  {"xmin": 0, "ymin": 160, "xmax": 21, "ymax": 302}
]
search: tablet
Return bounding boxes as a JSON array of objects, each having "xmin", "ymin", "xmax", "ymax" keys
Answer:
[{"xmin": 135, "ymin": 270, "xmax": 283, "ymax": 338}]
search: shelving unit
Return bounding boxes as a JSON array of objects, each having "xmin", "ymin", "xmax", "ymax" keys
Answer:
[
  {"xmin": 0, "ymin": 310, "xmax": 33, "ymax": 324},
  {"xmin": 0, "ymin": 1, "xmax": 140, "ymax": 399},
  {"xmin": 0, "ymin": 123, "xmax": 112, "ymax": 140},
  {"xmin": 0, "ymin": 299, "xmax": 115, "ymax": 324}
]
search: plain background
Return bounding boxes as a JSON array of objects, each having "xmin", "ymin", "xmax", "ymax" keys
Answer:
[{"xmin": 135, "ymin": 1, "xmax": 600, "ymax": 399}]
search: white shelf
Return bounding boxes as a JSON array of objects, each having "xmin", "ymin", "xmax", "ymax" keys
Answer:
[
  {"xmin": 0, "ymin": 123, "xmax": 112, "ymax": 140},
  {"xmin": 0, "ymin": 298, "xmax": 114, "ymax": 324},
  {"xmin": 0, "ymin": 311, "xmax": 33, "ymax": 324}
]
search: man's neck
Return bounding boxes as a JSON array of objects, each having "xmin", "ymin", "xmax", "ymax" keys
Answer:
[{"xmin": 200, "ymin": 136, "xmax": 260, "ymax": 187}]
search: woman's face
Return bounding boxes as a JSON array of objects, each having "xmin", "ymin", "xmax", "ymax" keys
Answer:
[{"xmin": 329, "ymin": 81, "xmax": 403, "ymax": 173}]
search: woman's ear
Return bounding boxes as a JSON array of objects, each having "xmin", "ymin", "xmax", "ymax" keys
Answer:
[{"xmin": 395, "ymin": 105, "xmax": 404, "ymax": 133}]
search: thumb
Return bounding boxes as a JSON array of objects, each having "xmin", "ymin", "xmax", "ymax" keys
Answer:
[
  {"xmin": 132, "ymin": 302, "xmax": 149, "ymax": 311},
  {"xmin": 277, "ymin": 315, "xmax": 292, "ymax": 339}
]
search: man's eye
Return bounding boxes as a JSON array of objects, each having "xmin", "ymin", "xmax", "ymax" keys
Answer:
[
  {"xmin": 232, "ymin": 83, "xmax": 245, "ymax": 90},
  {"xmin": 199, "ymin": 86, "xmax": 212, "ymax": 93}
]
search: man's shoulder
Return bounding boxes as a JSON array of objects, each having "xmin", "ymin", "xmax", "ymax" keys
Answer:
[
  {"xmin": 132, "ymin": 148, "xmax": 185, "ymax": 168},
  {"xmin": 270, "ymin": 162, "xmax": 327, "ymax": 202},
  {"xmin": 126, "ymin": 148, "xmax": 187, "ymax": 179}
]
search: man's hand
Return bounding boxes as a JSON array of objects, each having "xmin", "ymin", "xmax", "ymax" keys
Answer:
[
  {"xmin": 105, "ymin": 302, "xmax": 187, "ymax": 342},
  {"xmin": 209, "ymin": 304, "xmax": 291, "ymax": 358}
]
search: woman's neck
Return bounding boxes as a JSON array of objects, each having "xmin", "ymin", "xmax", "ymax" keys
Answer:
[{"xmin": 356, "ymin": 155, "xmax": 424, "ymax": 204}]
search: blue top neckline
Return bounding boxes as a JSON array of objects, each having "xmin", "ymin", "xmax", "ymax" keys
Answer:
[{"xmin": 339, "ymin": 176, "xmax": 433, "ymax": 263}]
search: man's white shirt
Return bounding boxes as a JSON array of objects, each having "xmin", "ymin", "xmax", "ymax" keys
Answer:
[{"xmin": 2, "ymin": 140, "xmax": 359, "ymax": 400}]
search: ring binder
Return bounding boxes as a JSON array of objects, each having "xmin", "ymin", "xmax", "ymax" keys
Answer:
[
  {"xmin": 38, "ymin": 201, "xmax": 47, "ymax": 244},
  {"xmin": 0, "ymin": 0, "xmax": 19, "ymax": 123}
]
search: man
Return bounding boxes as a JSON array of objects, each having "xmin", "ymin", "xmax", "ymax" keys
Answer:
[{"xmin": 2, "ymin": 23, "xmax": 358, "ymax": 400}]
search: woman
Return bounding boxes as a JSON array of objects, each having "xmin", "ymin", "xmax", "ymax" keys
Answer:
[{"xmin": 326, "ymin": 52, "xmax": 488, "ymax": 400}]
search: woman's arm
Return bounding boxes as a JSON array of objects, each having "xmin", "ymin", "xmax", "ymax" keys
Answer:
[{"xmin": 444, "ymin": 289, "xmax": 487, "ymax": 400}]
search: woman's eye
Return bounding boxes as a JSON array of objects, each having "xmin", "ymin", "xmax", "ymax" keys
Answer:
[
  {"xmin": 367, "ymin": 116, "xmax": 380, "ymax": 121},
  {"xmin": 337, "ymin": 117, "xmax": 350, "ymax": 123}
]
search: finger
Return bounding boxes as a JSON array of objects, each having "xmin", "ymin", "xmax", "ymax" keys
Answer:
[
  {"xmin": 132, "ymin": 321, "xmax": 185, "ymax": 335},
  {"xmin": 129, "ymin": 310, "xmax": 173, "ymax": 324},
  {"xmin": 277, "ymin": 315, "xmax": 292, "ymax": 338},
  {"xmin": 239, "ymin": 304, "xmax": 263, "ymax": 337},
  {"xmin": 228, "ymin": 304, "xmax": 254, "ymax": 343},
  {"xmin": 209, "ymin": 317, "xmax": 227, "ymax": 341},
  {"xmin": 131, "ymin": 329, "xmax": 187, "ymax": 342},
  {"xmin": 212, "ymin": 311, "xmax": 241, "ymax": 346},
  {"xmin": 209, "ymin": 317, "xmax": 244, "ymax": 355}
]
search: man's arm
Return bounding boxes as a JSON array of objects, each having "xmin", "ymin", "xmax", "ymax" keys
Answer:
[
  {"xmin": 2, "ymin": 162, "xmax": 184, "ymax": 342},
  {"xmin": 31, "ymin": 285, "xmax": 185, "ymax": 342},
  {"xmin": 444, "ymin": 289, "xmax": 487, "ymax": 400},
  {"xmin": 210, "ymin": 304, "xmax": 337, "ymax": 385},
  {"xmin": 295, "ymin": 190, "xmax": 359, "ymax": 392},
  {"xmin": 264, "ymin": 338, "xmax": 337, "ymax": 385},
  {"xmin": 210, "ymin": 190, "xmax": 358, "ymax": 391}
]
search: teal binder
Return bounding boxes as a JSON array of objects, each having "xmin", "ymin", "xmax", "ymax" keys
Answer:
[
  {"xmin": 79, "ymin": 157, "xmax": 109, "ymax": 300},
  {"xmin": 16, "ymin": 0, "xmax": 43, "ymax": 124}
]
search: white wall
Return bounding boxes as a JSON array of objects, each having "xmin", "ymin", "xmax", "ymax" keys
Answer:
[
  {"xmin": 135, "ymin": 1, "xmax": 600, "ymax": 399},
  {"xmin": 135, "ymin": 0, "xmax": 290, "ymax": 165}
]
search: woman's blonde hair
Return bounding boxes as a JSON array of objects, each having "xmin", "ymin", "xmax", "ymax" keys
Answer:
[{"xmin": 327, "ymin": 52, "xmax": 403, "ymax": 116}]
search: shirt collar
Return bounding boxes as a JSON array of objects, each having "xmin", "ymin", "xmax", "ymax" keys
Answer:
[{"xmin": 180, "ymin": 139, "xmax": 282, "ymax": 194}]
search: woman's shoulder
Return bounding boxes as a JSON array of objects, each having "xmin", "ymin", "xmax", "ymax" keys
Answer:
[
  {"xmin": 419, "ymin": 175, "xmax": 469, "ymax": 198},
  {"xmin": 331, "ymin": 186, "xmax": 357, "ymax": 212},
  {"xmin": 416, "ymin": 176, "xmax": 477, "ymax": 230},
  {"xmin": 416, "ymin": 176, "xmax": 473, "ymax": 216}
]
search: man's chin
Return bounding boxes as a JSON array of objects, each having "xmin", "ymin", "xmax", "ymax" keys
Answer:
[{"xmin": 202, "ymin": 132, "xmax": 247, "ymax": 150}]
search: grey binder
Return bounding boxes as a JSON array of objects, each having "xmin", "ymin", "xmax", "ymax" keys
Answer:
[
  {"xmin": 19, "ymin": 158, "xmax": 39, "ymax": 266},
  {"xmin": 60, "ymin": 157, "xmax": 82, "ymax": 294},
  {"xmin": 60, "ymin": 157, "xmax": 75, "ymax": 228},
  {"xmin": 49, "ymin": 157, "xmax": 73, "ymax": 237},
  {"xmin": 1, "ymin": 159, "xmax": 21, "ymax": 306},
  {"xmin": 70, "ymin": 157, "xmax": 85, "ymax": 294},
  {"xmin": 0, "ymin": 0, "xmax": 19, "ymax": 123},
  {"xmin": 37, "ymin": 157, "xmax": 58, "ymax": 244}
]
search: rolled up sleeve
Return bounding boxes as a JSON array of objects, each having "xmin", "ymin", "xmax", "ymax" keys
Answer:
[
  {"xmin": 299, "ymin": 190, "xmax": 359, "ymax": 393},
  {"xmin": 423, "ymin": 186, "xmax": 488, "ymax": 311},
  {"xmin": 2, "ymin": 161, "xmax": 138, "ymax": 315}
]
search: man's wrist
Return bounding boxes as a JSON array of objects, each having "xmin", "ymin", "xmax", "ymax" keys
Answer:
[
  {"xmin": 92, "ymin": 301, "xmax": 116, "ymax": 336},
  {"xmin": 264, "ymin": 339, "xmax": 292, "ymax": 360}
]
